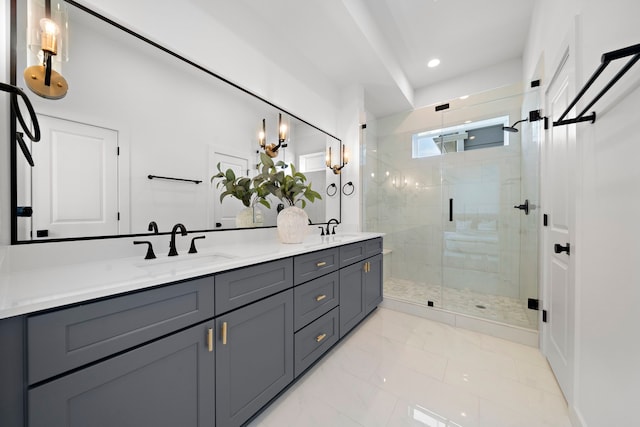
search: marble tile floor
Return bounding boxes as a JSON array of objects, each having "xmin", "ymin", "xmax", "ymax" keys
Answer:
[
  {"xmin": 249, "ymin": 308, "xmax": 570, "ymax": 427},
  {"xmin": 383, "ymin": 277, "xmax": 536, "ymax": 330}
]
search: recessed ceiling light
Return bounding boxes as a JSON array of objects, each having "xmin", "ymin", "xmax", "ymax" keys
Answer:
[
  {"xmin": 460, "ymin": 95, "xmax": 469, "ymax": 100},
  {"xmin": 427, "ymin": 58, "xmax": 440, "ymax": 68}
]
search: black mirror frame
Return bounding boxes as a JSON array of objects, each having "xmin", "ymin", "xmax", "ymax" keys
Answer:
[{"xmin": 9, "ymin": 0, "xmax": 342, "ymax": 244}]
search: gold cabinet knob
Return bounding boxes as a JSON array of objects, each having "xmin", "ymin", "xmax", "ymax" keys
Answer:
[{"xmin": 316, "ymin": 294, "xmax": 327, "ymax": 302}]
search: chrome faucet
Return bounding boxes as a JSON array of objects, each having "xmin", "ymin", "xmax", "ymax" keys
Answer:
[
  {"xmin": 168, "ymin": 223, "xmax": 187, "ymax": 256},
  {"xmin": 325, "ymin": 218, "xmax": 340, "ymax": 235}
]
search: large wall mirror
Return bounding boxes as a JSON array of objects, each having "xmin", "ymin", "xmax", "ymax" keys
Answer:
[{"xmin": 11, "ymin": 0, "xmax": 341, "ymax": 243}]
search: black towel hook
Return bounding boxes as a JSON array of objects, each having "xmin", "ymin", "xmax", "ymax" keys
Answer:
[{"xmin": 0, "ymin": 82, "xmax": 41, "ymax": 167}]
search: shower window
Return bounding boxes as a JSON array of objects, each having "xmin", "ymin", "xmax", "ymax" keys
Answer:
[{"xmin": 411, "ymin": 115, "xmax": 510, "ymax": 158}]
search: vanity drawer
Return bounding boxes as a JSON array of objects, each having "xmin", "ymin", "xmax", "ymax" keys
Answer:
[
  {"xmin": 294, "ymin": 307, "xmax": 339, "ymax": 377},
  {"xmin": 293, "ymin": 247, "xmax": 339, "ymax": 285},
  {"xmin": 215, "ymin": 258, "xmax": 293, "ymax": 314},
  {"xmin": 28, "ymin": 275, "xmax": 216, "ymax": 385},
  {"xmin": 364, "ymin": 237, "xmax": 383, "ymax": 257},
  {"xmin": 294, "ymin": 271, "xmax": 339, "ymax": 331},
  {"xmin": 339, "ymin": 237, "xmax": 382, "ymax": 267}
]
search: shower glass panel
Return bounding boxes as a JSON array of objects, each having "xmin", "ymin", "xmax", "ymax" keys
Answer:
[{"xmin": 363, "ymin": 85, "xmax": 540, "ymax": 331}]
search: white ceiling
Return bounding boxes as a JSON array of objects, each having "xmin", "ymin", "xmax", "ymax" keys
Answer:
[{"xmin": 195, "ymin": 0, "xmax": 535, "ymax": 118}]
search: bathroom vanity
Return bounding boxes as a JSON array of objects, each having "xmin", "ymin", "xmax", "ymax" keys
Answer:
[{"xmin": 0, "ymin": 233, "xmax": 383, "ymax": 427}]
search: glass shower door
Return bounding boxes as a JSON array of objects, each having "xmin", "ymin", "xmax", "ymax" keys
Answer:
[{"xmin": 440, "ymin": 141, "xmax": 529, "ymax": 327}]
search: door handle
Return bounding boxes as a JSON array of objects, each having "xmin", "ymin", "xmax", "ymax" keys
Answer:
[
  {"xmin": 554, "ymin": 243, "xmax": 570, "ymax": 255},
  {"xmin": 207, "ymin": 328, "xmax": 213, "ymax": 352},
  {"xmin": 221, "ymin": 322, "xmax": 228, "ymax": 345},
  {"xmin": 514, "ymin": 199, "xmax": 530, "ymax": 215}
]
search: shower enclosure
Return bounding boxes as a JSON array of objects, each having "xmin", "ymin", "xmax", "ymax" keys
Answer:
[{"xmin": 363, "ymin": 86, "xmax": 541, "ymax": 330}]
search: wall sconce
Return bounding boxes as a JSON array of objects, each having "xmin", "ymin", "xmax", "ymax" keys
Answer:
[
  {"xmin": 326, "ymin": 144, "xmax": 349, "ymax": 174},
  {"xmin": 392, "ymin": 176, "xmax": 408, "ymax": 189},
  {"xmin": 24, "ymin": 0, "xmax": 69, "ymax": 99},
  {"xmin": 259, "ymin": 113, "xmax": 288, "ymax": 158},
  {"xmin": 370, "ymin": 170, "xmax": 390, "ymax": 185}
]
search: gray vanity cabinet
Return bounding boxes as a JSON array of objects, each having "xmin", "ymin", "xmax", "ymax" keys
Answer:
[
  {"xmin": 364, "ymin": 254, "xmax": 383, "ymax": 314},
  {"xmin": 339, "ymin": 238, "xmax": 383, "ymax": 338},
  {"xmin": 28, "ymin": 321, "xmax": 215, "ymax": 427},
  {"xmin": 215, "ymin": 289, "xmax": 294, "ymax": 427},
  {"xmin": 2, "ymin": 237, "xmax": 383, "ymax": 427},
  {"xmin": 28, "ymin": 276, "xmax": 216, "ymax": 384},
  {"xmin": 339, "ymin": 261, "xmax": 367, "ymax": 337}
]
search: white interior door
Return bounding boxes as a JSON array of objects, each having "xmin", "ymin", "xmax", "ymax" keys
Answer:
[
  {"xmin": 542, "ymin": 50, "xmax": 576, "ymax": 402},
  {"xmin": 32, "ymin": 115, "xmax": 119, "ymax": 239},
  {"xmin": 210, "ymin": 152, "xmax": 249, "ymax": 229}
]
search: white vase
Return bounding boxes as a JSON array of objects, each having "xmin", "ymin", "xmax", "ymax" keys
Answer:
[
  {"xmin": 277, "ymin": 206, "xmax": 309, "ymax": 243},
  {"xmin": 235, "ymin": 206, "xmax": 264, "ymax": 228}
]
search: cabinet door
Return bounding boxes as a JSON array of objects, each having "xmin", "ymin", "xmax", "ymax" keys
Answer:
[
  {"xmin": 339, "ymin": 261, "xmax": 365, "ymax": 338},
  {"xmin": 28, "ymin": 276, "xmax": 215, "ymax": 384},
  {"xmin": 216, "ymin": 289, "xmax": 293, "ymax": 427},
  {"xmin": 29, "ymin": 322, "xmax": 215, "ymax": 427},
  {"xmin": 364, "ymin": 254, "xmax": 383, "ymax": 314}
]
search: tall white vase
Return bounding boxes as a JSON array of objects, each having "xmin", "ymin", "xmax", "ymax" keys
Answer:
[{"xmin": 277, "ymin": 206, "xmax": 309, "ymax": 243}]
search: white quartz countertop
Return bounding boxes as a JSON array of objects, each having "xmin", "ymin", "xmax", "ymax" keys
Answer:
[{"xmin": 0, "ymin": 232, "xmax": 383, "ymax": 319}]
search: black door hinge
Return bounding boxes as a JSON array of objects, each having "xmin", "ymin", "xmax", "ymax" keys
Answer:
[
  {"xmin": 117, "ymin": 212, "xmax": 120, "ymax": 221},
  {"xmin": 527, "ymin": 298, "xmax": 539, "ymax": 310},
  {"xmin": 531, "ymin": 79, "xmax": 541, "ymax": 88},
  {"xmin": 117, "ymin": 146, "xmax": 120, "ymax": 156},
  {"xmin": 543, "ymin": 214, "xmax": 548, "ymax": 226},
  {"xmin": 542, "ymin": 310, "xmax": 548, "ymax": 323}
]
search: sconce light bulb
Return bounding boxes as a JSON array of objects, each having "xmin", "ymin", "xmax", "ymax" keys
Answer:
[
  {"xmin": 40, "ymin": 18, "xmax": 59, "ymax": 54},
  {"xmin": 371, "ymin": 172, "xmax": 375, "ymax": 178},
  {"xmin": 258, "ymin": 130, "xmax": 265, "ymax": 142},
  {"xmin": 385, "ymin": 171, "xmax": 390, "ymax": 176}
]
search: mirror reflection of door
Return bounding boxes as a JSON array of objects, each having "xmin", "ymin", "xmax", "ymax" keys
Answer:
[
  {"xmin": 32, "ymin": 115, "xmax": 119, "ymax": 239},
  {"xmin": 211, "ymin": 153, "xmax": 250, "ymax": 229}
]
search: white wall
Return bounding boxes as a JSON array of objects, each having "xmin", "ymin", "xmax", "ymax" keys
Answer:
[
  {"xmin": 77, "ymin": 0, "xmax": 340, "ymax": 135},
  {"xmin": 525, "ymin": 0, "xmax": 640, "ymax": 425},
  {"xmin": 414, "ymin": 58, "xmax": 523, "ymax": 110},
  {"xmin": 0, "ymin": 0, "xmax": 10, "ymax": 249}
]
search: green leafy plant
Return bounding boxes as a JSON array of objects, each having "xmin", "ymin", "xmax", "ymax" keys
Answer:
[
  {"xmin": 211, "ymin": 163, "xmax": 271, "ymax": 209},
  {"xmin": 255, "ymin": 152, "xmax": 322, "ymax": 208}
]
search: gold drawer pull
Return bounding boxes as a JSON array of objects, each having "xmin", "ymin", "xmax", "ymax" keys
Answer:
[
  {"xmin": 316, "ymin": 333, "xmax": 327, "ymax": 343},
  {"xmin": 222, "ymin": 322, "xmax": 228, "ymax": 345},
  {"xmin": 316, "ymin": 294, "xmax": 327, "ymax": 302},
  {"xmin": 207, "ymin": 328, "xmax": 213, "ymax": 352},
  {"xmin": 316, "ymin": 261, "xmax": 327, "ymax": 267}
]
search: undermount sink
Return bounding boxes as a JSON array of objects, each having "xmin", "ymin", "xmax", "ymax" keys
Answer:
[{"xmin": 136, "ymin": 253, "xmax": 235, "ymax": 275}]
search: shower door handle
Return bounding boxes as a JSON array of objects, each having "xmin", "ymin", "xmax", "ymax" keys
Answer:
[
  {"xmin": 514, "ymin": 199, "xmax": 530, "ymax": 215},
  {"xmin": 449, "ymin": 198, "xmax": 453, "ymax": 222}
]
